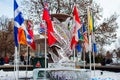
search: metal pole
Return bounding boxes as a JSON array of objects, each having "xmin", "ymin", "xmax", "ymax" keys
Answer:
[
  {"xmin": 83, "ymin": 49, "xmax": 86, "ymax": 69},
  {"xmin": 26, "ymin": 46, "xmax": 29, "ymax": 79},
  {"xmin": 38, "ymin": 44, "xmax": 40, "ymax": 57},
  {"xmin": 91, "ymin": 11, "xmax": 96, "ymax": 76},
  {"xmin": 44, "ymin": 21, "xmax": 47, "ymax": 68},
  {"xmin": 14, "ymin": 46, "xmax": 18, "ymax": 80},
  {"xmin": 91, "ymin": 32, "xmax": 96, "ymax": 76},
  {"xmin": 74, "ymin": 49, "xmax": 76, "ymax": 68},
  {"xmin": 44, "ymin": 21, "xmax": 47, "ymax": 80},
  {"xmin": 92, "ymin": 48, "xmax": 96, "ymax": 76},
  {"xmin": 14, "ymin": 1, "xmax": 18, "ymax": 79},
  {"xmin": 14, "ymin": 47, "xmax": 15, "ymax": 79},
  {"xmin": 87, "ymin": 7, "xmax": 92, "ymax": 77},
  {"xmin": 15, "ymin": 44, "xmax": 20, "ymax": 80},
  {"xmin": 18, "ymin": 44, "xmax": 20, "ymax": 79},
  {"xmin": 74, "ymin": 49, "xmax": 76, "ymax": 62}
]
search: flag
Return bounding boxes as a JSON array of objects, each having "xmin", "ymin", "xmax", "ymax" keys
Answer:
[
  {"xmin": 46, "ymin": 21, "xmax": 57, "ymax": 46},
  {"xmin": 70, "ymin": 5, "xmax": 82, "ymax": 50},
  {"xmin": 18, "ymin": 28, "xmax": 27, "ymax": 45},
  {"xmin": 82, "ymin": 23, "xmax": 89, "ymax": 52},
  {"xmin": 14, "ymin": 0, "xmax": 27, "ymax": 46},
  {"xmin": 93, "ymin": 43, "xmax": 97, "ymax": 53},
  {"xmin": 39, "ymin": 23, "xmax": 46, "ymax": 35},
  {"xmin": 42, "ymin": 2, "xmax": 50, "ymax": 21},
  {"xmin": 27, "ymin": 21, "xmax": 34, "ymax": 39},
  {"xmin": 91, "ymin": 17, "xmax": 97, "ymax": 53},
  {"xmin": 87, "ymin": 8, "xmax": 93, "ymax": 52},
  {"xmin": 76, "ymin": 43, "xmax": 82, "ymax": 52},
  {"xmin": 42, "ymin": 2, "xmax": 56, "ymax": 46},
  {"xmin": 27, "ymin": 21, "xmax": 36, "ymax": 50},
  {"xmin": 88, "ymin": 9, "xmax": 93, "ymax": 34},
  {"xmin": 88, "ymin": 8, "xmax": 97, "ymax": 53},
  {"xmin": 92, "ymin": 34, "xmax": 97, "ymax": 53}
]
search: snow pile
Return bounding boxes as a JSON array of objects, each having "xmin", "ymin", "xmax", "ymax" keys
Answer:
[{"xmin": 0, "ymin": 69, "xmax": 119, "ymax": 80}]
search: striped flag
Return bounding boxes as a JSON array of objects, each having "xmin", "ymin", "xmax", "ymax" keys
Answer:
[
  {"xmin": 82, "ymin": 23, "xmax": 89, "ymax": 52},
  {"xmin": 14, "ymin": 0, "xmax": 27, "ymax": 46},
  {"xmin": 27, "ymin": 21, "xmax": 36, "ymax": 50},
  {"xmin": 27, "ymin": 21, "xmax": 34, "ymax": 39},
  {"xmin": 70, "ymin": 5, "xmax": 82, "ymax": 50}
]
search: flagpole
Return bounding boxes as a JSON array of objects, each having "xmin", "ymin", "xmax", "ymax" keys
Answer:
[
  {"xmin": 92, "ymin": 43, "xmax": 96, "ymax": 76},
  {"xmin": 44, "ymin": 20, "xmax": 47, "ymax": 80},
  {"xmin": 14, "ymin": 46, "xmax": 18, "ymax": 80},
  {"xmin": 44, "ymin": 21, "xmax": 47, "ymax": 68},
  {"xmin": 26, "ymin": 45, "xmax": 29, "ymax": 79},
  {"xmin": 14, "ymin": 47, "xmax": 15, "ymax": 79},
  {"xmin": 91, "ymin": 12, "xmax": 96, "ymax": 76},
  {"xmin": 15, "ymin": 44, "xmax": 20, "ymax": 80},
  {"xmin": 91, "ymin": 32, "xmax": 96, "ymax": 76},
  {"xmin": 14, "ymin": 2, "xmax": 19, "ymax": 79},
  {"xmin": 83, "ymin": 48, "xmax": 86, "ymax": 69},
  {"xmin": 18, "ymin": 44, "xmax": 20, "ymax": 79},
  {"xmin": 82, "ymin": 23, "xmax": 86, "ymax": 69},
  {"xmin": 16, "ymin": 46, "xmax": 18, "ymax": 80},
  {"xmin": 74, "ymin": 49, "xmax": 76, "ymax": 68},
  {"xmin": 38, "ymin": 44, "xmax": 40, "ymax": 57},
  {"xmin": 87, "ymin": 6, "xmax": 92, "ymax": 76},
  {"xmin": 14, "ymin": 0, "xmax": 17, "ymax": 79}
]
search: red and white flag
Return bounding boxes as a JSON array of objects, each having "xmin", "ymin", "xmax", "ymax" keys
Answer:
[
  {"xmin": 27, "ymin": 21, "xmax": 36, "ymax": 50},
  {"xmin": 70, "ymin": 5, "xmax": 82, "ymax": 50}
]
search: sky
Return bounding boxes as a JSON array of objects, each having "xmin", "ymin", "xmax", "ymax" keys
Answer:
[
  {"xmin": 0, "ymin": 0, "xmax": 13, "ymax": 18},
  {"xmin": 93, "ymin": 0, "xmax": 120, "ymax": 51},
  {"xmin": 0, "ymin": 0, "xmax": 120, "ymax": 51}
]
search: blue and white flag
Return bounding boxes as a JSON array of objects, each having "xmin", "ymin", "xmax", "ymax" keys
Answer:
[
  {"xmin": 14, "ymin": 0, "xmax": 25, "ymax": 47},
  {"xmin": 14, "ymin": 0, "xmax": 33, "ymax": 47},
  {"xmin": 39, "ymin": 23, "xmax": 46, "ymax": 34}
]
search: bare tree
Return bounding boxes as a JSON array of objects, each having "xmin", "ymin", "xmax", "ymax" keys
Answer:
[
  {"xmin": 0, "ymin": 16, "xmax": 14, "ymax": 56},
  {"xmin": 95, "ymin": 14, "xmax": 118, "ymax": 52},
  {"xmin": 0, "ymin": 15, "xmax": 9, "ymax": 31}
]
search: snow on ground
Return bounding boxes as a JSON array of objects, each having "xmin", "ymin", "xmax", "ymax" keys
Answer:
[
  {"xmin": 0, "ymin": 69, "xmax": 119, "ymax": 80},
  {"xmin": 0, "ymin": 70, "xmax": 33, "ymax": 80},
  {"xmin": 91, "ymin": 70, "xmax": 120, "ymax": 80}
]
